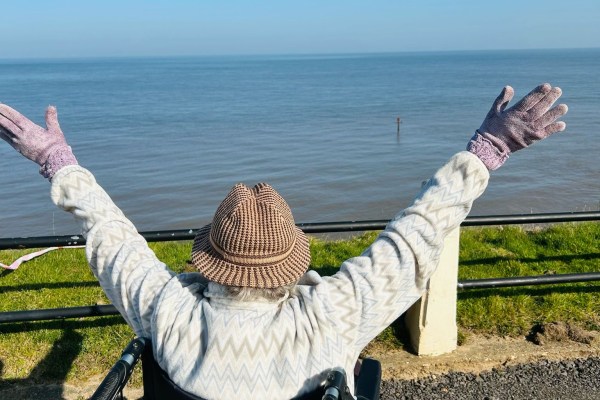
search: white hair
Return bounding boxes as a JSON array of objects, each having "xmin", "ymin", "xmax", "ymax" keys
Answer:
[
  {"xmin": 222, "ymin": 283, "xmax": 297, "ymax": 302},
  {"xmin": 193, "ymin": 271, "xmax": 298, "ymax": 302}
]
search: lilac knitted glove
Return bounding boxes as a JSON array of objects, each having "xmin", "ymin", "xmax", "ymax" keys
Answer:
[
  {"xmin": 468, "ymin": 84, "xmax": 568, "ymax": 170},
  {"xmin": 0, "ymin": 104, "xmax": 78, "ymax": 179}
]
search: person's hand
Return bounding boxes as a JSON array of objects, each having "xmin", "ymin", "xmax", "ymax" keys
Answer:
[
  {"xmin": 467, "ymin": 83, "xmax": 568, "ymax": 170},
  {"xmin": 0, "ymin": 104, "xmax": 78, "ymax": 179}
]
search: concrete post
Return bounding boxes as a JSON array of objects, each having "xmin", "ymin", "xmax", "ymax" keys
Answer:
[{"xmin": 405, "ymin": 226, "xmax": 460, "ymax": 356}]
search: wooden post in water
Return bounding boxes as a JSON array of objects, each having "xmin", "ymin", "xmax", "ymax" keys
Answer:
[{"xmin": 396, "ymin": 117, "xmax": 402, "ymax": 140}]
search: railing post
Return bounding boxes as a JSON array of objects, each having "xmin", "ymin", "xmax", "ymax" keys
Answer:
[{"xmin": 405, "ymin": 226, "xmax": 459, "ymax": 356}]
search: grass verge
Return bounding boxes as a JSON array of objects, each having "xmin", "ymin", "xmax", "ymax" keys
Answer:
[{"xmin": 0, "ymin": 222, "xmax": 598, "ymax": 387}]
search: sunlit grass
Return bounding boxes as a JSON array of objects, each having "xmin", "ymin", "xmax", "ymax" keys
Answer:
[{"xmin": 457, "ymin": 223, "xmax": 600, "ymax": 336}]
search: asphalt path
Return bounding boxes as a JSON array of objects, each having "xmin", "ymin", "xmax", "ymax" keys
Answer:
[{"xmin": 380, "ymin": 357, "xmax": 600, "ymax": 399}]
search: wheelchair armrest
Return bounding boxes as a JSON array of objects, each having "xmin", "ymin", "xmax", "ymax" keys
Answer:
[
  {"xmin": 355, "ymin": 358, "xmax": 381, "ymax": 400},
  {"xmin": 320, "ymin": 359, "xmax": 382, "ymax": 400}
]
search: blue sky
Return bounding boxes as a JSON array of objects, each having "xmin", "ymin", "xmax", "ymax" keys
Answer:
[{"xmin": 1, "ymin": 0, "xmax": 598, "ymax": 58}]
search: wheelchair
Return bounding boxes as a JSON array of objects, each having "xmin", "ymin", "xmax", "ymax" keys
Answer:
[{"xmin": 91, "ymin": 337, "xmax": 381, "ymax": 400}]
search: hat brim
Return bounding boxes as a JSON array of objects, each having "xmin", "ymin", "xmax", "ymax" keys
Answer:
[{"xmin": 191, "ymin": 224, "xmax": 311, "ymax": 288}]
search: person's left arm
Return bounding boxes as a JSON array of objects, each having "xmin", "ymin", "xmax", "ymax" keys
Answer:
[
  {"xmin": 320, "ymin": 151, "xmax": 488, "ymax": 350},
  {"xmin": 318, "ymin": 83, "xmax": 568, "ymax": 350}
]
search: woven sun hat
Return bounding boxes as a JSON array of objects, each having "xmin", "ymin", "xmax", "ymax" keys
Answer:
[{"xmin": 191, "ymin": 182, "xmax": 311, "ymax": 288}]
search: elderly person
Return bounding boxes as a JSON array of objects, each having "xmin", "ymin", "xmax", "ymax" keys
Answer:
[{"xmin": 0, "ymin": 84, "xmax": 567, "ymax": 399}]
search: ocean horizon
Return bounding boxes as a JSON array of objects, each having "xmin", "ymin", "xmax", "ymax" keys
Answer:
[
  {"xmin": 1, "ymin": 48, "xmax": 598, "ymax": 237},
  {"xmin": 1, "ymin": 46, "xmax": 599, "ymax": 62}
]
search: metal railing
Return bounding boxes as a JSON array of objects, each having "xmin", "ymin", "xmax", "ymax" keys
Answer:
[
  {"xmin": 0, "ymin": 211, "xmax": 598, "ymax": 324},
  {"xmin": 2, "ymin": 211, "xmax": 598, "ymax": 250}
]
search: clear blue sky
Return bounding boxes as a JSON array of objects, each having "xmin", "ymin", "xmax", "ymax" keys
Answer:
[{"xmin": 1, "ymin": 0, "xmax": 598, "ymax": 59}]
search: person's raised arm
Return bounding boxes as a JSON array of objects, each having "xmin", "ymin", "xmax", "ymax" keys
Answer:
[
  {"xmin": 319, "ymin": 84, "xmax": 568, "ymax": 350},
  {"xmin": 0, "ymin": 104, "xmax": 175, "ymax": 338}
]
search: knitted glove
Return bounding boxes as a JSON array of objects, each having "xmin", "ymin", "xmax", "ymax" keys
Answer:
[
  {"xmin": 0, "ymin": 104, "xmax": 78, "ymax": 179},
  {"xmin": 467, "ymin": 83, "xmax": 568, "ymax": 170}
]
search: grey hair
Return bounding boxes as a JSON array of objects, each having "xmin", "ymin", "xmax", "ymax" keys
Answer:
[
  {"xmin": 193, "ymin": 271, "xmax": 298, "ymax": 302},
  {"xmin": 223, "ymin": 282, "xmax": 298, "ymax": 302}
]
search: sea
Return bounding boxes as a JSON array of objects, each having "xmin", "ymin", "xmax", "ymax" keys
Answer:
[{"xmin": 0, "ymin": 49, "xmax": 598, "ymax": 238}]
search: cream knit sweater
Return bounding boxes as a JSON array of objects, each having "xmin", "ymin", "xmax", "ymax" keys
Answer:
[{"xmin": 50, "ymin": 151, "xmax": 489, "ymax": 400}]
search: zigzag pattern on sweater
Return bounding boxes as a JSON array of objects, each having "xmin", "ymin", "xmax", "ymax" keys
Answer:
[{"xmin": 153, "ymin": 279, "xmax": 349, "ymax": 399}]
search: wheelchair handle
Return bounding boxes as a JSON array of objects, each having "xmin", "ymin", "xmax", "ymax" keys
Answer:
[
  {"xmin": 322, "ymin": 367, "xmax": 353, "ymax": 400},
  {"xmin": 90, "ymin": 338, "xmax": 147, "ymax": 400}
]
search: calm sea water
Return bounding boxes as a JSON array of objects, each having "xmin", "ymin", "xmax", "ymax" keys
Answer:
[{"xmin": 0, "ymin": 49, "xmax": 598, "ymax": 237}]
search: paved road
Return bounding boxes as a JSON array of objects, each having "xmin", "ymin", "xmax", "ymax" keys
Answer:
[{"xmin": 380, "ymin": 357, "xmax": 600, "ymax": 399}]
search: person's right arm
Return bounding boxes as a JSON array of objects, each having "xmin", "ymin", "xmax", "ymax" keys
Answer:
[
  {"xmin": 0, "ymin": 103, "xmax": 177, "ymax": 338},
  {"xmin": 50, "ymin": 164, "xmax": 176, "ymax": 338}
]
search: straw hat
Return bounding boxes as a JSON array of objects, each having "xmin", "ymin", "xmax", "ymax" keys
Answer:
[{"xmin": 191, "ymin": 183, "xmax": 311, "ymax": 288}]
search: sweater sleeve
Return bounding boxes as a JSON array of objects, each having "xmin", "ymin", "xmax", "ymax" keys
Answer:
[
  {"xmin": 321, "ymin": 151, "xmax": 489, "ymax": 350},
  {"xmin": 50, "ymin": 165, "xmax": 175, "ymax": 337}
]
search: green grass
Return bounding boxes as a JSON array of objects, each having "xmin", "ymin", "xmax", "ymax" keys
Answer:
[
  {"xmin": 0, "ymin": 222, "xmax": 598, "ymax": 386},
  {"xmin": 457, "ymin": 223, "xmax": 600, "ymax": 336}
]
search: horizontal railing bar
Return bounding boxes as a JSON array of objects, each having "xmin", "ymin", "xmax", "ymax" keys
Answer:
[
  {"xmin": 0, "ymin": 304, "xmax": 119, "ymax": 324},
  {"xmin": 0, "ymin": 211, "xmax": 598, "ymax": 250},
  {"xmin": 458, "ymin": 272, "xmax": 600, "ymax": 290},
  {"xmin": 2, "ymin": 271, "xmax": 599, "ymax": 324},
  {"xmin": 460, "ymin": 211, "xmax": 600, "ymax": 226}
]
